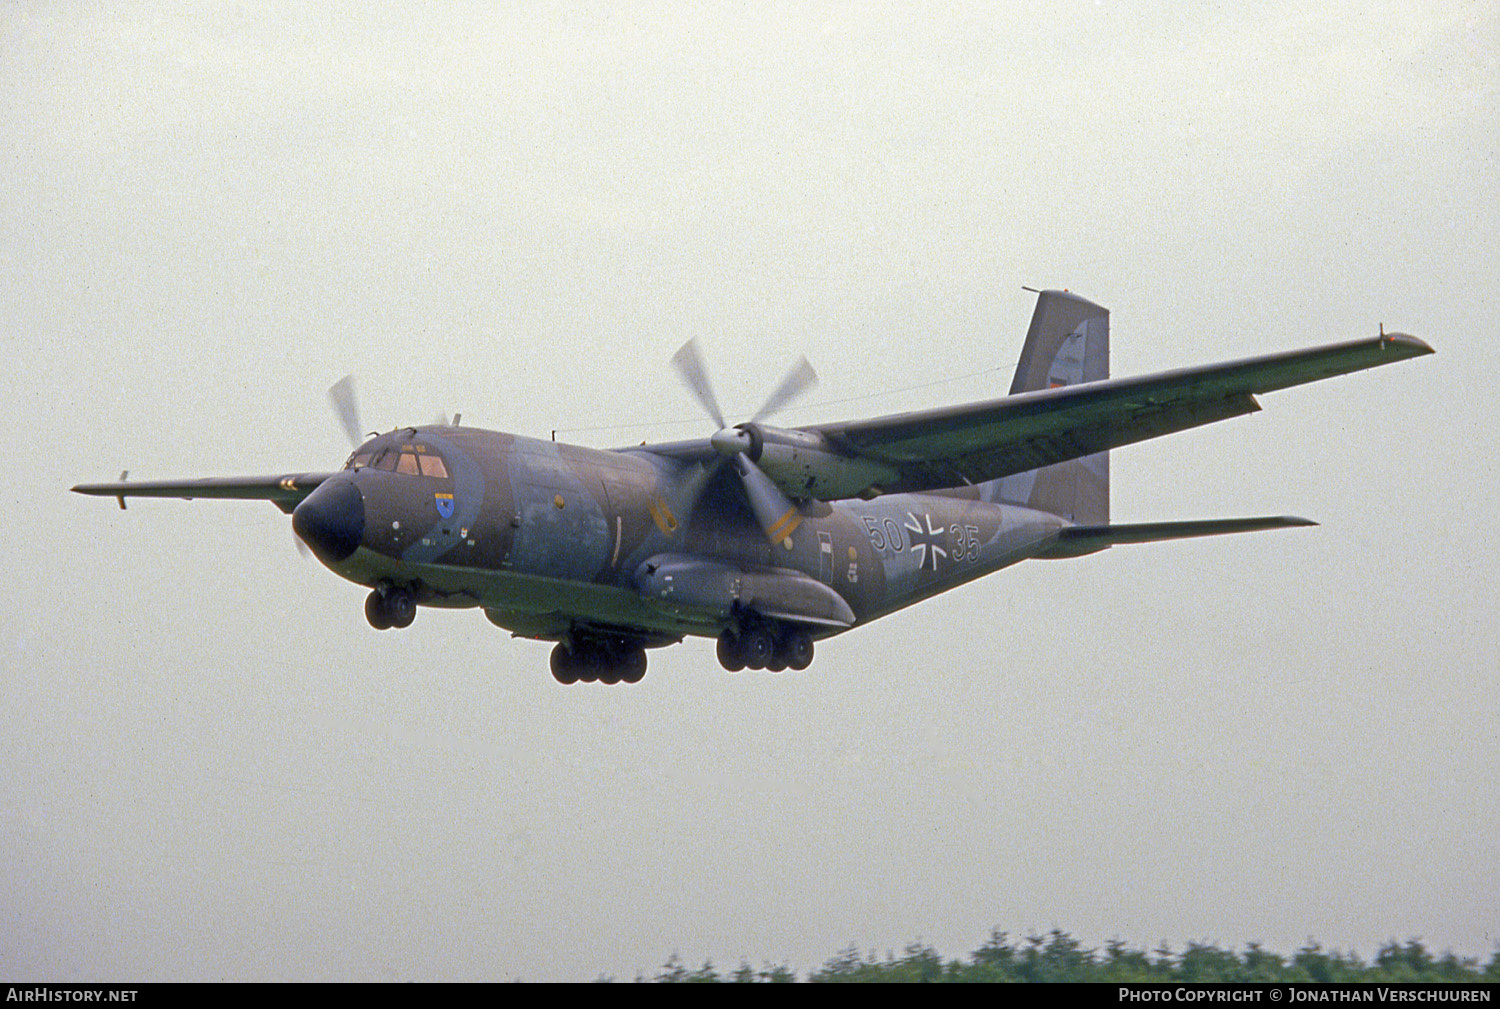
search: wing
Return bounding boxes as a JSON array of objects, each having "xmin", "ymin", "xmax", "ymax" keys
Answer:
[
  {"xmin": 71, "ymin": 472, "xmax": 336, "ymax": 513},
  {"xmin": 797, "ymin": 332, "xmax": 1433, "ymax": 496}
]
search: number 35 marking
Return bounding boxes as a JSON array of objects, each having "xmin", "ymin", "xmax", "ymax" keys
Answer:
[{"xmin": 950, "ymin": 524, "xmax": 980, "ymax": 562}]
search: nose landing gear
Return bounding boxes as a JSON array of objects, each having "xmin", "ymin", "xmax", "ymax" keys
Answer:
[{"xmin": 364, "ymin": 584, "xmax": 416, "ymax": 630}]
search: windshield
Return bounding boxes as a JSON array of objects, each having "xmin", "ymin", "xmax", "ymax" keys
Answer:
[{"xmin": 344, "ymin": 444, "xmax": 449, "ymax": 478}]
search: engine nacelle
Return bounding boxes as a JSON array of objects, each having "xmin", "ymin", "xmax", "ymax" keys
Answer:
[{"xmin": 733, "ymin": 423, "xmax": 896, "ymax": 501}]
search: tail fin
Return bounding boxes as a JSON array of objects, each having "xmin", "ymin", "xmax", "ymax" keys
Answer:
[
  {"xmin": 1008, "ymin": 289, "xmax": 1110, "ymax": 394},
  {"xmin": 993, "ymin": 289, "xmax": 1110, "ymax": 524}
]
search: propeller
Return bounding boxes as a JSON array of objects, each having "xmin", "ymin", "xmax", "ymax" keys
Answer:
[
  {"xmin": 669, "ymin": 339, "xmax": 728, "ymax": 430},
  {"xmin": 296, "ymin": 375, "xmax": 364, "ymax": 563},
  {"xmin": 750, "ymin": 356, "xmax": 818, "ymax": 424},
  {"xmin": 328, "ymin": 375, "xmax": 363, "ymax": 448},
  {"xmin": 669, "ymin": 339, "xmax": 818, "ymax": 545}
]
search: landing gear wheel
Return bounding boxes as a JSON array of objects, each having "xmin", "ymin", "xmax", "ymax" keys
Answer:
[
  {"xmin": 598, "ymin": 658, "xmax": 623, "ymax": 686},
  {"xmin": 386, "ymin": 587, "xmax": 416, "ymax": 628},
  {"xmin": 553, "ymin": 640, "xmax": 648, "ymax": 685},
  {"xmin": 780, "ymin": 628, "xmax": 815, "ymax": 671},
  {"xmin": 717, "ymin": 632, "xmax": 746, "ymax": 672},
  {"xmin": 365, "ymin": 585, "xmax": 416, "ymax": 630},
  {"xmin": 619, "ymin": 648, "xmax": 648, "ymax": 684},
  {"xmin": 364, "ymin": 589, "xmax": 392, "ymax": 630},
  {"xmin": 550, "ymin": 643, "xmax": 580, "ymax": 685},
  {"xmin": 739, "ymin": 629, "xmax": 775, "ymax": 670}
]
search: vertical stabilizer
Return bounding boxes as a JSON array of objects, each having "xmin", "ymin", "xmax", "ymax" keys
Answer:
[{"xmin": 994, "ymin": 289, "xmax": 1110, "ymax": 525}]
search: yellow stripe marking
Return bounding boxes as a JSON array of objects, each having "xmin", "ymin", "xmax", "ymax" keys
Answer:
[
  {"xmin": 767, "ymin": 508, "xmax": 802, "ymax": 544},
  {"xmin": 648, "ymin": 497, "xmax": 679, "ymax": 535}
]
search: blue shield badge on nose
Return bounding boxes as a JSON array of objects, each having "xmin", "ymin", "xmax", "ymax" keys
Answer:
[{"xmin": 434, "ymin": 492, "xmax": 455, "ymax": 519}]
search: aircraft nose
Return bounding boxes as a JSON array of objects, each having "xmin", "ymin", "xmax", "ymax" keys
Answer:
[{"xmin": 292, "ymin": 477, "xmax": 365, "ymax": 565}]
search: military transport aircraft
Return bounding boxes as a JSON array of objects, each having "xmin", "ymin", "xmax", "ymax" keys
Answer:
[{"xmin": 73, "ymin": 290, "xmax": 1432, "ymax": 684}]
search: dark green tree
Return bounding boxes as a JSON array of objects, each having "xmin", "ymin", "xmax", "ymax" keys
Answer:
[
  {"xmin": 1241, "ymin": 942, "xmax": 1288, "ymax": 981},
  {"xmin": 1097, "ymin": 937, "xmax": 1156, "ymax": 982},
  {"xmin": 1179, "ymin": 940, "xmax": 1245, "ymax": 982},
  {"xmin": 1018, "ymin": 929, "xmax": 1095, "ymax": 983}
]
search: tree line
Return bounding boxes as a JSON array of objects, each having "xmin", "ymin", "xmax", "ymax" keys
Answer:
[{"xmin": 615, "ymin": 929, "xmax": 1500, "ymax": 983}]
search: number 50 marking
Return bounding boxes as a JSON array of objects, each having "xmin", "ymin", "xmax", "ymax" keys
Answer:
[{"xmin": 862, "ymin": 514, "xmax": 905, "ymax": 552}]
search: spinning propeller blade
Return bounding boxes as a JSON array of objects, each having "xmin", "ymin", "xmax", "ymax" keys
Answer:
[
  {"xmin": 669, "ymin": 340, "xmax": 816, "ymax": 545},
  {"xmin": 669, "ymin": 338, "xmax": 727, "ymax": 430},
  {"xmin": 731, "ymin": 455, "xmax": 804, "ymax": 545},
  {"xmin": 328, "ymin": 375, "xmax": 363, "ymax": 448},
  {"xmin": 750, "ymin": 356, "xmax": 817, "ymax": 424}
]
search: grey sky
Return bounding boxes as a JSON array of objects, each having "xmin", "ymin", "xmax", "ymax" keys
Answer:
[{"xmin": 4, "ymin": 1, "xmax": 1496, "ymax": 982}]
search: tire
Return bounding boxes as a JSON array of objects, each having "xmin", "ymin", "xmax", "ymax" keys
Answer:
[
  {"xmin": 620, "ymin": 648, "xmax": 647, "ymax": 684},
  {"xmin": 364, "ymin": 590, "xmax": 392, "ymax": 630},
  {"xmin": 549, "ymin": 643, "xmax": 580, "ymax": 685},
  {"xmin": 717, "ymin": 632, "xmax": 746, "ymax": 672},
  {"xmin": 740, "ymin": 629, "xmax": 774, "ymax": 670},
  {"xmin": 782, "ymin": 629, "xmax": 815, "ymax": 671},
  {"xmin": 386, "ymin": 588, "xmax": 416, "ymax": 628}
]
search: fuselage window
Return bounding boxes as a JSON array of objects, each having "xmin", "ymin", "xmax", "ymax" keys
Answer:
[
  {"xmin": 418, "ymin": 454, "xmax": 449, "ymax": 479},
  {"xmin": 345, "ymin": 452, "xmax": 372, "ymax": 470}
]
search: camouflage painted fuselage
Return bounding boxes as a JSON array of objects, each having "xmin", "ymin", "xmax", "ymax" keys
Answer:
[{"xmin": 322, "ymin": 425, "xmax": 1067, "ymax": 648}]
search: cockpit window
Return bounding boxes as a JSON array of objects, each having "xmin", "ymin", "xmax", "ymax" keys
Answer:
[{"xmin": 345, "ymin": 442, "xmax": 450, "ymax": 478}]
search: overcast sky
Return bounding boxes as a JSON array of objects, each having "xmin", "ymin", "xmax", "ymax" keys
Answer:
[{"xmin": 4, "ymin": 1, "xmax": 1496, "ymax": 982}]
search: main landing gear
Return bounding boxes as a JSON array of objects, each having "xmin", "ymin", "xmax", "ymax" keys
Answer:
[
  {"xmin": 716, "ymin": 623, "xmax": 814, "ymax": 673},
  {"xmin": 364, "ymin": 584, "xmax": 416, "ymax": 630},
  {"xmin": 550, "ymin": 640, "xmax": 649, "ymax": 686}
]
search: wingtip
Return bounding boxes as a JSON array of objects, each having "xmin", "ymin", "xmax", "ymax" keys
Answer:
[{"xmin": 1381, "ymin": 332, "xmax": 1435, "ymax": 356}]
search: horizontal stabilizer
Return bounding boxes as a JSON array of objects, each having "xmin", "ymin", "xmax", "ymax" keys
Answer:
[{"xmin": 1040, "ymin": 515, "xmax": 1316, "ymax": 558}]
